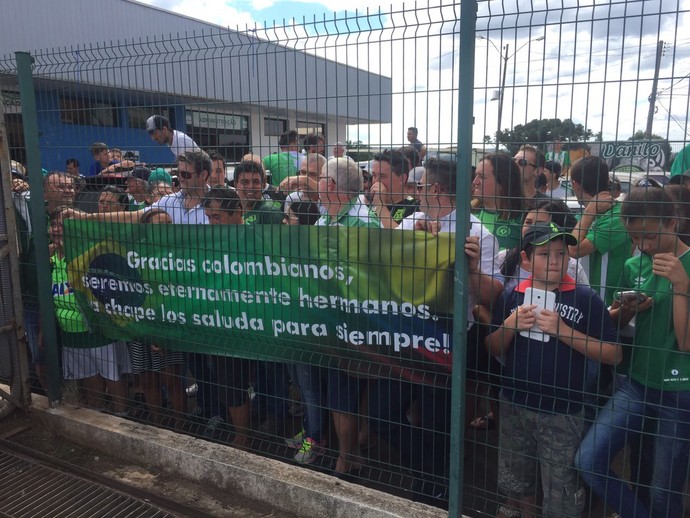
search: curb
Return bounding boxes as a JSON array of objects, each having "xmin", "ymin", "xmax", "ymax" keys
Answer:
[{"xmin": 28, "ymin": 393, "xmax": 447, "ymax": 518}]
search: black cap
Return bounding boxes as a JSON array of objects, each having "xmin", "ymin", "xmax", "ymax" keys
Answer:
[
  {"xmin": 544, "ymin": 160, "xmax": 562, "ymax": 177},
  {"xmin": 145, "ymin": 115, "xmax": 170, "ymax": 133},
  {"xmin": 129, "ymin": 166, "xmax": 150, "ymax": 181},
  {"xmin": 669, "ymin": 169, "xmax": 690, "ymax": 185},
  {"xmin": 522, "ymin": 222, "xmax": 577, "ymax": 251}
]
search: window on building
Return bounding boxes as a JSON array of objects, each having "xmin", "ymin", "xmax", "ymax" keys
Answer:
[
  {"xmin": 60, "ymin": 98, "xmax": 118, "ymax": 127},
  {"xmin": 295, "ymin": 121, "xmax": 325, "ymax": 143},
  {"xmin": 185, "ymin": 109, "xmax": 250, "ymax": 162},
  {"xmin": 264, "ymin": 117, "xmax": 287, "ymax": 136}
]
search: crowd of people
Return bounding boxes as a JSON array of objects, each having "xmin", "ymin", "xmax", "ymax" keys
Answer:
[{"xmin": 9, "ymin": 116, "xmax": 690, "ymax": 516}]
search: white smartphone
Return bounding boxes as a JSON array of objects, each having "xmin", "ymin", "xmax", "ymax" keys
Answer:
[{"xmin": 519, "ymin": 287, "xmax": 557, "ymax": 342}]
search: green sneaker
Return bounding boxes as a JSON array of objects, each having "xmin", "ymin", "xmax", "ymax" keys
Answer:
[
  {"xmin": 285, "ymin": 429, "xmax": 305, "ymax": 449},
  {"xmin": 294, "ymin": 437, "xmax": 324, "ymax": 465}
]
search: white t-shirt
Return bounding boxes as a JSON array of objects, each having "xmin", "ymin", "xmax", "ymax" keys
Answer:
[
  {"xmin": 169, "ymin": 130, "xmax": 200, "ymax": 158},
  {"xmin": 146, "ymin": 191, "xmax": 208, "ymax": 225},
  {"xmin": 546, "ymin": 184, "xmax": 568, "ymax": 200},
  {"xmin": 398, "ymin": 210, "xmax": 501, "ymax": 325},
  {"xmin": 283, "ymin": 191, "xmax": 326, "ymax": 216}
]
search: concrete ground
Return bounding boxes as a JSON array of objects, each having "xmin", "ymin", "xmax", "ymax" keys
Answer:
[{"xmin": 1, "ymin": 388, "xmax": 447, "ymax": 518}]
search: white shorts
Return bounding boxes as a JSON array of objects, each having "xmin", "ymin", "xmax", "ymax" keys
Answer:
[{"xmin": 62, "ymin": 341, "xmax": 132, "ymax": 381}]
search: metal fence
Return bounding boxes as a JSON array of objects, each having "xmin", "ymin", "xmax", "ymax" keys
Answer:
[{"xmin": 3, "ymin": 0, "xmax": 690, "ymax": 516}]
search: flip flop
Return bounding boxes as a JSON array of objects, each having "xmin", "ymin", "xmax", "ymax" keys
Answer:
[{"xmin": 469, "ymin": 412, "xmax": 496, "ymax": 430}]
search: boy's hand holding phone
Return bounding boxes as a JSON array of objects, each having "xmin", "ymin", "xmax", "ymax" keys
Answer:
[
  {"xmin": 535, "ymin": 309, "xmax": 563, "ymax": 336},
  {"xmin": 507, "ymin": 304, "xmax": 537, "ymax": 332}
]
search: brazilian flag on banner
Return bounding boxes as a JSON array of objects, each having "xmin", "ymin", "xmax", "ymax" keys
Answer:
[{"xmin": 64, "ymin": 220, "xmax": 456, "ymax": 383}]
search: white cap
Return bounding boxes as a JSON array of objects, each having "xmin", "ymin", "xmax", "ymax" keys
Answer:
[{"xmin": 407, "ymin": 166, "xmax": 425, "ymax": 184}]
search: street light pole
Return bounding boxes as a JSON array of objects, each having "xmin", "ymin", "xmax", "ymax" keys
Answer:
[
  {"xmin": 479, "ymin": 35, "xmax": 544, "ymax": 152},
  {"xmin": 496, "ymin": 44, "xmax": 509, "ymax": 152}
]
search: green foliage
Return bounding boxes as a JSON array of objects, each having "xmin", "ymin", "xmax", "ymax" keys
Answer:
[{"xmin": 496, "ymin": 118, "xmax": 594, "ymax": 155}]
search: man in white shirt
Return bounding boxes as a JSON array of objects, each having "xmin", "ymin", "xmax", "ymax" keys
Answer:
[
  {"xmin": 542, "ymin": 160, "xmax": 569, "ymax": 199},
  {"xmin": 146, "ymin": 115, "xmax": 200, "ymax": 159}
]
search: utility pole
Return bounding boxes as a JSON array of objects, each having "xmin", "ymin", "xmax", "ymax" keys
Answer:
[{"xmin": 645, "ymin": 40, "xmax": 664, "ymax": 138}]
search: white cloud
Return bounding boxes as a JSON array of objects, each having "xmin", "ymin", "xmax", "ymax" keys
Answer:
[
  {"xmin": 136, "ymin": 0, "xmax": 690, "ymax": 149},
  {"xmin": 137, "ymin": 0, "xmax": 258, "ymax": 28}
]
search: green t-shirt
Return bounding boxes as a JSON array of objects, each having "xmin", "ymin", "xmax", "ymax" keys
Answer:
[
  {"xmin": 51, "ymin": 254, "xmax": 88, "ymax": 333},
  {"xmin": 263, "ymin": 152, "xmax": 299, "ymax": 186},
  {"xmin": 475, "ymin": 210, "xmax": 522, "ymax": 251},
  {"xmin": 244, "ymin": 200, "xmax": 286, "ymax": 225},
  {"xmin": 621, "ymin": 250, "xmax": 690, "ymax": 391},
  {"xmin": 671, "ymin": 144, "xmax": 690, "ymax": 179},
  {"xmin": 585, "ymin": 203, "xmax": 632, "ymax": 305}
]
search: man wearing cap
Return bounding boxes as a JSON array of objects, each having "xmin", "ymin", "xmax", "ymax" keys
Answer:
[
  {"xmin": 146, "ymin": 115, "xmax": 200, "ymax": 159},
  {"xmin": 542, "ymin": 160, "xmax": 569, "ymax": 199},
  {"xmin": 368, "ymin": 149, "xmax": 419, "ymax": 228},
  {"xmin": 126, "ymin": 166, "xmax": 151, "ymax": 210},
  {"xmin": 569, "ymin": 156, "xmax": 632, "ymax": 305}
]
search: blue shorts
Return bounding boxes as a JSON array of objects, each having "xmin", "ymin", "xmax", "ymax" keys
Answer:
[{"xmin": 327, "ymin": 368, "xmax": 364, "ymax": 414}]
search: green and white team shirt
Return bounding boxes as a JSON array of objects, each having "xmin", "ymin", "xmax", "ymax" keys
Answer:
[
  {"xmin": 584, "ymin": 203, "xmax": 632, "ymax": 306},
  {"xmin": 316, "ymin": 197, "xmax": 382, "ymax": 228},
  {"xmin": 475, "ymin": 209, "xmax": 522, "ymax": 251},
  {"xmin": 621, "ymin": 250, "xmax": 690, "ymax": 391}
]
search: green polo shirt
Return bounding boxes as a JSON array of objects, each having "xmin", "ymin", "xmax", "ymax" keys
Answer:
[{"xmin": 621, "ymin": 250, "xmax": 690, "ymax": 391}]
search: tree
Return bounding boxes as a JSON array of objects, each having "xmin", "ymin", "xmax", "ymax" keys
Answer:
[{"xmin": 495, "ymin": 118, "xmax": 594, "ymax": 155}]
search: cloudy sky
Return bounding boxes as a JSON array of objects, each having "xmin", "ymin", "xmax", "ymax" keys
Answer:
[{"xmin": 136, "ymin": 0, "xmax": 690, "ymax": 151}]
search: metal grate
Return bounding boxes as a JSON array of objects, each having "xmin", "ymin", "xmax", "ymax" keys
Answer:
[{"xmin": 0, "ymin": 450, "xmax": 173, "ymax": 518}]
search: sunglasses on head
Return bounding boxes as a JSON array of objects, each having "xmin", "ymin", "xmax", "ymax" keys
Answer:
[{"xmin": 516, "ymin": 158, "xmax": 537, "ymax": 168}]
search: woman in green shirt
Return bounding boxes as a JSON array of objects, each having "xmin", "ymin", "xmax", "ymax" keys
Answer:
[
  {"xmin": 472, "ymin": 153, "xmax": 525, "ymax": 250},
  {"xmin": 576, "ymin": 187, "xmax": 690, "ymax": 518}
]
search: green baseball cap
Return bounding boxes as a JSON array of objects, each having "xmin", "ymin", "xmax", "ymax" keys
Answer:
[{"xmin": 149, "ymin": 167, "xmax": 172, "ymax": 185}]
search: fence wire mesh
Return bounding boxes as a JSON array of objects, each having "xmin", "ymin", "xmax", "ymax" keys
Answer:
[{"xmin": 3, "ymin": 0, "xmax": 690, "ymax": 517}]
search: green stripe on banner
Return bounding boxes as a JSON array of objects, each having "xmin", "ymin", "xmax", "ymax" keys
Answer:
[{"xmin": 63, "ymin": 220, "xmax": 456, "ymax": 383}]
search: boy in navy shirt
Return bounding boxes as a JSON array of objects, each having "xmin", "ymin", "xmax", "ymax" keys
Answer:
[{"xmin": 485, "ymin": 222, "xmax": 621, "ymax": 518}]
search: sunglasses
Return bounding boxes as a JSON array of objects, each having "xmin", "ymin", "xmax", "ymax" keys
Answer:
[
  {"xmin": 516, "ymin": 158, "xmax": 537, "ymax": 168},
  {"xmin": 178, "ymin": 169, "xmax": 199, "ymax": 180}
]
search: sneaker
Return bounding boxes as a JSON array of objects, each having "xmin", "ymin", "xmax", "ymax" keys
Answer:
[
  {"xmin": 285, "ymin": 429, "xmax": 306, "ymax": 449},
  {"xmin": 293, "ymin": 437, "xmax": 323, "ymax": 465},
  {"xmin": 203, "ymin": 415, "xmax": 225, "ymax": 439}
]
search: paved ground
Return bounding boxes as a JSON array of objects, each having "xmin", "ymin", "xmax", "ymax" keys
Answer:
[{"xmin": 0, "ymin": 409, "xmax": 297, "ymax": 518}]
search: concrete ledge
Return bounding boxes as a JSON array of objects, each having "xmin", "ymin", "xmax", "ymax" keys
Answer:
[{"xmin": 28, "ymin": 393, "xmax": 446, "ymax": 518}]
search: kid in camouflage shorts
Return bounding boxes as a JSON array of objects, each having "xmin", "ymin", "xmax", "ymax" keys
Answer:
[{"xmin": 485, "ymin": 222, "xmax": 620, "ymax": 517}]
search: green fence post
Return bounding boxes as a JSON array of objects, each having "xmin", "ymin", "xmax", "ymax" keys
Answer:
[
  {"xmin": 448, "ymin": 1, "xmax": 478, "ymax": 516},
  {"xmin": 15, "ymin": 51, "xmax": 62, "ymax": 405}
]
